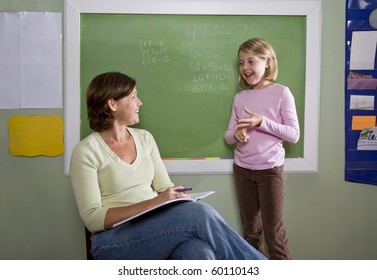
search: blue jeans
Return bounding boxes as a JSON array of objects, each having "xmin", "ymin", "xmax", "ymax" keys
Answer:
[{"xmin": 91, "ymin": 202, "xmax": 267, "ymax": 260}]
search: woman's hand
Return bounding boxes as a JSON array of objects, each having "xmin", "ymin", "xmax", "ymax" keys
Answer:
[{"xmin": 156, "ymin": 186, "xmax": 191, "ymax": 202}]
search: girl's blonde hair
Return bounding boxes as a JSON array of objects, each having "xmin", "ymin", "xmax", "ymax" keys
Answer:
[{"xmin": 237, "ymin": 37, "xmax": 278, "ymax": 89}]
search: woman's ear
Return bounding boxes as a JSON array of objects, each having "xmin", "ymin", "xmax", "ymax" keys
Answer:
[{"xmin": 108, "ymin": 99, "xmax": 116, "ymax": 112}]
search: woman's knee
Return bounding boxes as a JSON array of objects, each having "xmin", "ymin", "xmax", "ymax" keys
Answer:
[
  {"xmin": 188, "ymin": 202, "xmax": 222, "ymax": 220},
  {"xmin": 170, "ymin": 239, "xmax": 216, "ymax": 260}
]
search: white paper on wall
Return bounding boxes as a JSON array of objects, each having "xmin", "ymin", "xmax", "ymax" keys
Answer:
[{"xmin": 0, "ymin": 12, "xmax": 62, "ymax": 109}]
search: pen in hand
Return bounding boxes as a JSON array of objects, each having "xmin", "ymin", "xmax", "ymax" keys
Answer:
[
  {"xmin": 175, "ymin": 187, "xmax": 192, "ymax": 193},
  {"xmin": 157, "ymin": 187, "xmax": 192, "ymax": 195}
]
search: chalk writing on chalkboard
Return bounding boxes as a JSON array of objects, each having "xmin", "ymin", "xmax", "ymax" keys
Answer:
[
  {"xmin": 139, "ymin": 39, "xmax": 170, "ymax": 66},
  {"xmin": 185, "ymin": 23, "xmax": 249, "ymax": 39},
  {"xmin": 190, "ymin": 49, "xmax": 238, "ymax": 95}
]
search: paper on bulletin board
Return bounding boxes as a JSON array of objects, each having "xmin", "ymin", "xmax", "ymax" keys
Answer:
[
  {"xmin": 8, "ymin": 115, "xmax": 64, "ymax": 157},
  {"xmin": 350, "ymin": 95, "xmax": 375, "ymax": 110},
  {"xmin": 350, "ymin": 31, "xmax": 377, "ymax": 70},
  {"xmin": 347, "ymin": 71, "xmax": 377, "ymax": 90},
  {"xmin": 351, "ymin": 115, "xmax": 376, "ymax": 130},
  {"xmin": 357, "ymin": 127, "xmax": 377, "ymax": 150},
  {"xmin": 0, "ymin": 12, "xmax": 62, "ymax": 109}
]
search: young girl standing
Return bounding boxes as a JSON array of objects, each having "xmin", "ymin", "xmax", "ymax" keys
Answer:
[{"xmin": 224, "ymin": 37, "xmax": 300, "ymax": 260}]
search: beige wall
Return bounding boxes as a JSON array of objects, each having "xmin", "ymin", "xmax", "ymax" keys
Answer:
[{"xmin": 1, "ymin": 0, "xmax": 377, "ymax": 260}]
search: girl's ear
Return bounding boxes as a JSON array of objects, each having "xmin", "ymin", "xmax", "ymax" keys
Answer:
[{"xmin": 266, "ymin": 57, "xmax": 272, "ymax": 68}]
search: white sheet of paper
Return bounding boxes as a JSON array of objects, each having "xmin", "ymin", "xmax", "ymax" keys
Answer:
[
  {"xmin": 350, "ymin": 95, "xmax": 375, "ymax": 110},
  {"xmin": 0, "ymin": 12, "xmax": 62, "ymax": 109},
  {"xmin": 0, "ymin": 13, "xmax": 21, "ymax": 108},
  {"xmin": 350, "ymin": 31, "xmax": 377, "ymax": 70}
]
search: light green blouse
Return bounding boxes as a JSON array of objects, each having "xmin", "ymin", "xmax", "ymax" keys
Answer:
[{"xmin": 70, "ymin": 128, "xmax": 174, "ymax": 233}]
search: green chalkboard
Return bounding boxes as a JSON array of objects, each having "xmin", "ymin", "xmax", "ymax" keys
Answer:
[{"xmin": 80, "ymin": 14, "xmax": 305, "ymax": 159}]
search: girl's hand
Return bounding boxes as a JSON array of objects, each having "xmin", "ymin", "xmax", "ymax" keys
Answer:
[
  {"xmin": 233, "ymin": 108, "xmax": 262, "ymax": 143},
  {"xmin": 234, "ymin": 128, "xmax": 250, "ymax": 143},
  {"xmin": 236, "ymin": 107, "xmax": 262, "ymax": 129}
]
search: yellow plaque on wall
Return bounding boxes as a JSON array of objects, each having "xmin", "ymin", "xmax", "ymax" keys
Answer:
[{"xmin": 8, "ymin": 115, "xmax": 64, "ymax": 157}]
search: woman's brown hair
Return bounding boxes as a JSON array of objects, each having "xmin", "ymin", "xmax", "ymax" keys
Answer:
[{"xmin": 86, "ymin": 72, "xmax": 136, "ymax": 132}]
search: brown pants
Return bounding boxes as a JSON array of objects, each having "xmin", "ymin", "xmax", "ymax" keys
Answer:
[{"xmin": 233, "ymin": 163, "xmax": 292, "ymax": 260}]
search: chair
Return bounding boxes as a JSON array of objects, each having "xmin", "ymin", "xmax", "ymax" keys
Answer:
[{"xmin": 85, "ymin": 227, "xmax": 94, "ymax": 260}]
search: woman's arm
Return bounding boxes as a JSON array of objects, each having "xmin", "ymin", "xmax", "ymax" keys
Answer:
[
  {"xmin": 70, "ymin": 143, "xmax": 108, "ymax": 232},
  {"xmin": 103, "ymin": 186, "xmax": 188, "ymax": 229},
  {"xmin": 147, "ymin": 131, "xmax": 175, "ymax": 193}
]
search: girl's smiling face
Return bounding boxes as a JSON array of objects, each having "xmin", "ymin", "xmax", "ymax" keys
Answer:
[{"xmin": 238, "ymin": 50, "xmax": 270, "ymax": 89}]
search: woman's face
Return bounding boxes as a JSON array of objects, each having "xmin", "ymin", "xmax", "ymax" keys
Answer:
[
  {"xmin": 238, "ymin": 50, "xmax": 269, "ymax": 88},
  {"xmin": 111, "ymin": 87, "xmax": 142, "ymax": 126}
]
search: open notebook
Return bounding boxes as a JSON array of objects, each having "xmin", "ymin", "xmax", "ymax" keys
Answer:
[{"xmin": 113, "ymin": 191, "xmax": 214, "ymax": 227}]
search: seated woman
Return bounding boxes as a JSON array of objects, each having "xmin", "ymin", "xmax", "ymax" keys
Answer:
[{"xmin": 70, "ymin": 71, "xmax": 267, "ymax": 260}]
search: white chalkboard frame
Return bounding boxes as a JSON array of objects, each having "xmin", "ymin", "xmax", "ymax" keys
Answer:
[{"xmin": 64, "ymin": 0, "xmax": 322, "ymax": 175}]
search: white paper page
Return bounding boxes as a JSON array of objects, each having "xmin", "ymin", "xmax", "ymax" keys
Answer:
[
  {"xmin": 350, "ymin": 95, "xmax": 375, "ymax": 110},
  {"xmin": 350, "ymin": 31, "xmax": 377, "ymax": 70},
  {"xmin": 0, "ymin": 13, "xmax": 21, "ymax": 108},
  {"xmin": 0, "ymin": 12, "xmax": 62, "ymax": 109},
  {"xmin": 20, "ymin": 12, "xmax": 62, "ymax": 108}
]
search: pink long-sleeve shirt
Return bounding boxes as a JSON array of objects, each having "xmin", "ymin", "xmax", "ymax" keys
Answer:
[{"xmin": 224, "ymin": 83, "xmax": 300, "ymax": 170}]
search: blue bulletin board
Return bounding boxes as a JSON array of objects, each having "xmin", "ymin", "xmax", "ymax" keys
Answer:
[{"xmin": 345, "ymin": 0, "xmax": 377, "ymax": 185}]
